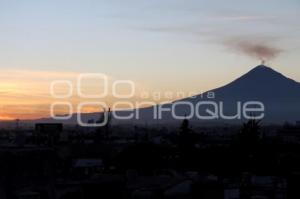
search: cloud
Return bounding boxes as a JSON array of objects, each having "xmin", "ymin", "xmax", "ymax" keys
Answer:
[
  {"xmin": 208, "ymin": 16, "xmax": 276, "ymax": 22},
  {"xmin": 223, "ymin": 37, "xmax": 283, "ymax": 61},
  {"xmin": 136, "ymin": 11, "xmax": 287, "ymax": 61},
  {"xmin": 139, "ymin": 20, "xmax": 284, "ymax": 62}
]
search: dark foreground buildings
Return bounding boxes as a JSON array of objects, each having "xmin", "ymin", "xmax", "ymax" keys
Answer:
[{"xmin": 0, "ymin": 121, "xmax": 300, "ymax": 199}]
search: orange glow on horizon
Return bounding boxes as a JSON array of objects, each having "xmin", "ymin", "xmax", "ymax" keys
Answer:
[
  {"xmin": 0, "ymin": 115, "xmax": 15, "ymax": 121},
  {"xmin": 0, "ymin": 69, "xmax": 204, "ymax": 120}
]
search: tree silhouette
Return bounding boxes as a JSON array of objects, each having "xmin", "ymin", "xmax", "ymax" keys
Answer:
[
  {"xmin": 180, "ymin": 118, "xmax": 190, "ymax": 136},
  {"xmin": 233, "ymin": 118, "xmax": 262, "ymax": 156},
  {"xmin": 240, "ymin": 119, "xmax": 261, "ymax": 144}
]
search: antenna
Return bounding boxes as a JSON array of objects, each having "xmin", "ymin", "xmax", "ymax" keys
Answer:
[
  {"xmin": 15, "ymin": 119, "xmax": 20, "ymax": 130},
  {"xmin": 261, "ymin": 60, "xmax": 265, "ymax": 65}
]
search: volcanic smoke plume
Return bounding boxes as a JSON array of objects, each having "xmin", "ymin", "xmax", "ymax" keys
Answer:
[{"xmin": 224, "ymin": 38, "xmax": 283, "ymax": 62}]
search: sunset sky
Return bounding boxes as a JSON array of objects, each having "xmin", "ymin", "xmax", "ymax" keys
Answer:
[{"xmin": 0, "ymin": 0, "xmax": 300, "ymax": 120}]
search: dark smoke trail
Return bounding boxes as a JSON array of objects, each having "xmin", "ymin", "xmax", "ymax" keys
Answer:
[{"xmin": 224, "ymin": 38, "xmax": 283, "ymax": 62}]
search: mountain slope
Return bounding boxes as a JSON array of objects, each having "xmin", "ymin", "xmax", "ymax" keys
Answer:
[
  {"xmin": 180, "ymin": 65, "xmax": 300, "ymax": 123},
  {"xmin": 207, "ymin": 65, "xmax": 300, "ymax": 100}
]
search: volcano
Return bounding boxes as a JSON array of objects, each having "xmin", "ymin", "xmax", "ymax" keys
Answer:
[
  {"xmin": 185, "ymin": 65, "xmax": 300, "ymax": 123},
  {"xmin": 128, "ymin": 64, "xmax": 300, "ymax": 124}
]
